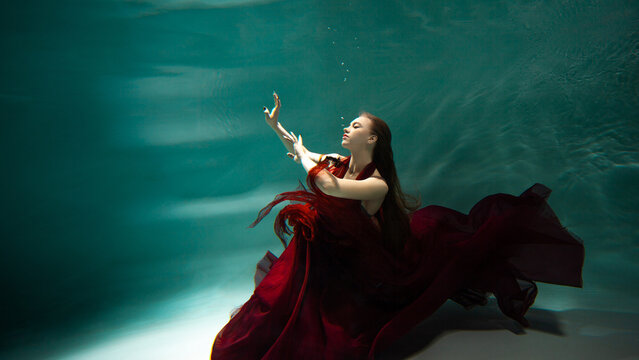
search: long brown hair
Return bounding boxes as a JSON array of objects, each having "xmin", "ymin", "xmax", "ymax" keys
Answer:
[{"xmin": 360, "ymin": 111, "xmax": 422, "ymax": 255}]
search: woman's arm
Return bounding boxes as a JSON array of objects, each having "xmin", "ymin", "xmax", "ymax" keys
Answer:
[
  {"xmin": 270, "ymin": 121, "xmax": 296, "ymax": 155},
  {"xmin": 279, "ymin": 128, "xmax": 325, "ymax": 164},
  {"xmin": 265, "ymin": 92, "xmax": 296, "ymax": 156},
  {"xmin": 264, "ymin": 91, "xmax": 344, "ymax": 164},
  {"xmin": 283, "ymin": 133, "xmax": 385, "ymax": 201},
  {"xmin": 318, "ymin": 176, "xmax": 388, "ymax": 200},
  {"xmin": 303, "ymin": 154, "xmax": 387, "ymax": 200},
  {"xmin": 265, "ymin": 92, "xmax": 326, "ymax": 163},
  {"xmin": 303, "ymin": 150, "xmax": 339, "ymax": 163},
  {"xmin": 292, "ymin": 151, "xmax": 343, "ymax": 164}
]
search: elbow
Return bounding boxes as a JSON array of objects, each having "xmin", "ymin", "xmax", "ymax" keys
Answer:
[
  {"xmin": 316, "ymin": 174, "xmax": 335, "ymax": 195},
  {"xmin": 319, "ymin": 183, "xmax": 334, "ymax": 196}
]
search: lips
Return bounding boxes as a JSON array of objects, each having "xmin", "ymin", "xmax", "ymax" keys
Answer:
[{"xmin": 343, "ymin": 135, "xmax": 348, "ymax": 139}]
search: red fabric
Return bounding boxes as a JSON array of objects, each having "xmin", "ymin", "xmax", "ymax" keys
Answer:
[{"xmin": 210, "ymin": 156, "xmax": 585, "ymax": 359}]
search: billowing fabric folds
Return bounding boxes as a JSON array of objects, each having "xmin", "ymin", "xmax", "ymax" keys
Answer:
[{"xmin": 211, "ymin": 156, "xmax": 584, "ymax": 359}]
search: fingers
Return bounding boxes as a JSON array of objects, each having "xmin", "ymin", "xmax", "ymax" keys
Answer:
[
  {"xmin": 287, "ymin": 152, "xmax": 300, "ymax": 162},
  {"xmin": 282, "ymin": 131, "xmax": 300, "ymax": 144},
  {"xmin": 282, "ymin": 132, "xmax": 294, "ymax": 142},
  {"xmin": 273, "ymin": 92, "xmax": 280, "ymax": 109}
]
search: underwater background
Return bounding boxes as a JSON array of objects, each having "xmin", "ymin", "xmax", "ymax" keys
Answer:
[{"xmin": 1, "ymin": 0, "xmax": 638, "ymax": 358}]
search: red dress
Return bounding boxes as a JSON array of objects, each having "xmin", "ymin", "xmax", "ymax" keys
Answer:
[{"xmin": 210, "ymin": 156, "xmax": 585, "ymax": 359}]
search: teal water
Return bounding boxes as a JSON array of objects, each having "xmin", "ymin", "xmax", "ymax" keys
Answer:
[{"xmin": 1, "ymin": 0, "xmax": 638, "ymax": 358}]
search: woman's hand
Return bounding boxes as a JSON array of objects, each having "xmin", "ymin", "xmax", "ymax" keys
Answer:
[
  {"xmin": 283, "ymin": 131, "xmax": 319, "ymax": 174},
  {"xmin": 286, "ymin": 152, "xmax": 301, "ymax": 163},
  {"xmin": 286, "ymin": 143, "xmax": 309, "ymax": 164},
  {"xmin": 282, "ymin": 131, "xmax": 307, "ymax": 162},
  {"xmin": 263, "ymin": 92, "xmax": 281, "ymax": 128}
]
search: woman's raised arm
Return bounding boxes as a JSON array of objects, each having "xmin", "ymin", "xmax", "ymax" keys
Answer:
[
  {"xmin": 264, "ymin": 92, "xmax": 296, "ymax": 156},
  {"xmin": 264, "ymin": 92, "xmax": 329, "ymax": 164}
]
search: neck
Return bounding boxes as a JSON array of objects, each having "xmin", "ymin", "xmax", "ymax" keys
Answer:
[{"xmin": 348, "ymin": 149, "xmax": 373, "ymax": 175}]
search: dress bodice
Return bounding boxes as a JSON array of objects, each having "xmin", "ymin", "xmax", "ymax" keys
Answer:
[{"xmin": 327, "ymin": 155, "xmax": 382, "ymax": 222}]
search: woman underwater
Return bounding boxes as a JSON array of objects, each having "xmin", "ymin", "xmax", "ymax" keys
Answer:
[{"xmin": 210, "ymin": 92, "xmax": 585, "ymax": 359}]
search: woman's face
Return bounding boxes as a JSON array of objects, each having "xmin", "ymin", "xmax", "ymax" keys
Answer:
[{"xmin": 342, "ymin": 116, "xmax": 375, "ymax": 149}]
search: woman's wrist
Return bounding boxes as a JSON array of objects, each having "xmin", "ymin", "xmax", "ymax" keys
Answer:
[
  {"xmin": 299, "ymin": 151, "xmax": 316, "ymax": 173},
  {"xmin": 302, "ymin": 151, "xmax": 323, "ymax": 164}
]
